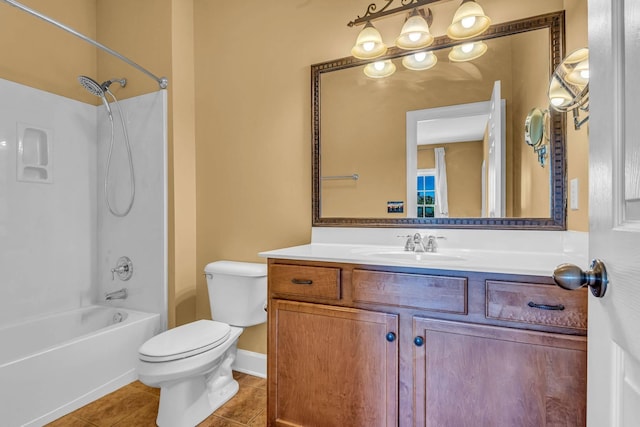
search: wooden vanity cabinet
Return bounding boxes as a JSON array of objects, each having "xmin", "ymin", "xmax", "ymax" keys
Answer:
[{"xmin": 266, "ymin": 259, "xmax": 587, "ymax": 427}]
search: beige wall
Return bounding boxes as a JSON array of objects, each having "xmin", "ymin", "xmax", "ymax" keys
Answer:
[
  {"xmin": 564, "ymin": 0, "xmax": 589, "ymax": 231},
  {"xmin": 1, "ymin": 0, "xmax": 589, "ymax": 356},
  {"xmin": 0, "ymin": 0, "xmax": 97, "ymax": 101},
  {"xmin": 418, "ymin": 142, "xmax": 484, "ymax": 217},
  {"xmin": 511, "ymin": 31, "xmax": 552, "ymax": 218}
]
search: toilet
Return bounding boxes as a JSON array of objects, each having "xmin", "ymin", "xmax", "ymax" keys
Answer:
[{"xmin": 137, "ymin": 261, "xmax": 267, "ymax": 427}]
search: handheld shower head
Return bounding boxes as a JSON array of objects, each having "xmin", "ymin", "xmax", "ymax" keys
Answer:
[{"xmin": 78, "ymin": 75, "xmax": 112, "ymax": 117}]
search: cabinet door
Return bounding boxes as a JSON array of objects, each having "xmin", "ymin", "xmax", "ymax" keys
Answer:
[
  {"xmin": 269, "ymin": 299, "xmax": 399, "ymax": 427},
  {"xmin": 413, "ymin": 318, "xmax": 586, "ymax": 427}
]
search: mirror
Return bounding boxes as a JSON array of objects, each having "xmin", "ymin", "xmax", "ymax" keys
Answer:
[{"xmin": 312, "ymin": 11, "xmax": 566, "ymax": 229}]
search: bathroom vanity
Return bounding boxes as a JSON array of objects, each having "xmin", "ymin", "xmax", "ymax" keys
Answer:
[{"xmin": 262, "ymin": 237, "xmax": 587, "ymax": 427}]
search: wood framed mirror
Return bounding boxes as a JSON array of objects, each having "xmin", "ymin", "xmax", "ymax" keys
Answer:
[{"xmin": 312, "ymin": 11, "xmax": 566, "ymax": 229}]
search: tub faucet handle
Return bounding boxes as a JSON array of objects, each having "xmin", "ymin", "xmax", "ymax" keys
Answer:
[{"xmin": 111, "ymin": 256, "xmax": 133, "ymax": 281}]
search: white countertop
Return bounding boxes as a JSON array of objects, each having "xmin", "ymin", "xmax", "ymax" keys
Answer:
[{"xmin": 259, "ymin": 228, "xmax": 589, "ymax": 277}]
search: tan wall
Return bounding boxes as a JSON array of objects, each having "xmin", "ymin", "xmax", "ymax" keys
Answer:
[
  {"xmin": 418, "ymin": 142, "xmax": 484, "ymax": 217},
  {"xmin": 564, "ymin": 0, "xmax": 589, "ymax": 231},
  {"xmin": 0, "ymin": 0, "xmax": 97, "ymax": 101},
  {"xmin": 193, "ymin": 0, "xmax": 587, "ymax": 354},
  {"xmin": 511, "ymin": 31, "xmax": 552, "ymax": 218},
  {"xmin": 2, "ymin": 0, "xmax": 588, "ymax": 356}
]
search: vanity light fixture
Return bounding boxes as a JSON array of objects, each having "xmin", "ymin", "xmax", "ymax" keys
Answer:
[
  {"xmin": 348, "ymin": 0, "xmax": 491, "ymax": 74},
  {"xmin": 402, "ymin": 50, "xmax": 438, "ymax": 70},
  {"xmin": 447, "ymin": 0, "xmax": 491, "ymax": 40},
  {"xmin": 364, "ymin": 59, "xmax": 397, "ymax": 78},
  {"xmin": 448, "ymin": 41, "xmax": 487, "ymax": 62}
]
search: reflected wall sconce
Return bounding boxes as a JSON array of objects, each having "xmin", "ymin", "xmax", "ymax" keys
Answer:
[
  {"xmin": 348, "ymin": 0, "xmax": 491, "ymax": 75},
  {"xmin": 548, "ymin": 47, "xmax": 589, "ymax": 130},
  {"xmin": 448, "ymin": 41, "xmax": 487, "ymax": 62},
  {"xmin": 524, "ymin": 107, "xmax": 549, "ymax": 167}
]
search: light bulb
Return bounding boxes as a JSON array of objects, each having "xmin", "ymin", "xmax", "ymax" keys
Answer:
[
  {"xmin": 461, "ymin": 16, "xmax": 476, "ymax": 29},
  {"xmin": 408, "ymin": 32, "xmax": 421, "ymax": 42},
  {"xmin": 461, "ymin": 43, "xmax": 474, "ymax": 53},
  {"xmin": 551, "ymin": 97, "xmax": 565, "ymax": 107},
  {"xmin": 414, "ymin": 52, "xmax": 427, "ymax": 62},
  {"xmin": 374, "ymin": 61, "xmax": 385, "ymax": 71},
  {"xmin": 580, "ymin": 69, "xmax": 589, "ymax": 79},
  {"xmin": 363, "ymin": 41, "xmax": 375, "ymax": 52}
]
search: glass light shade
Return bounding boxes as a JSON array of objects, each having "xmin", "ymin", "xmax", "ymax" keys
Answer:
[
  {"xmin": 448, "ymin": 41, "xmax": 487, "ymax": 62},
  {"xmin": 351, "ymin": 21, "xmax": 387, "ymax": 59},
  {"xmin": 364, "ymin": 60, "xmax": 396, "ymax": 78},
  {"xmin": 402, "ymin": 51, "xmax": 437, "ymax": 71},
  {"xmin": 395, "ymin": 10, "xmax": 434, "ymax": 50},
  {"xmin": 565, "ymin": 60, "xmax": 589, "ymax": 86},
  {"xmin": 548, "ymin": 76, "xmax": 574, "ymax": 109},
  {"xmin": 447, "ymin": 0, "xmax": 491, "ymax": 40}
]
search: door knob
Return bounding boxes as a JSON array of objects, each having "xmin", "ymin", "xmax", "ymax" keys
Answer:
[{"xmin": 553, "ymin": 258, "xmax": 608, "ymax": 298}]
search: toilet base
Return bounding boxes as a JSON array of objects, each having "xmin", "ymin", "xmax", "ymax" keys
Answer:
[{"xmin": 150, "ymin": 329, "xmax": 242, "ymax": 427}]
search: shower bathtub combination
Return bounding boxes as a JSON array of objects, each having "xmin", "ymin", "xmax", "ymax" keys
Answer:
[
  {"xmin": 0, "ymin": 306, "xmax": 160, "ymax": 426},
  {"xmin": 0, "ymin": 1, "xmax": 169, "ymax": 425}
]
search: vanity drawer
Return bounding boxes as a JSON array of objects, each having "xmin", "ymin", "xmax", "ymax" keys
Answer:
[
  {"xmin": 269, "ymin": 264, "xmax": 341, "ymax": 300},
  {"xmin": 352, "ymin": 269, "xmax": 467, "ymax": 314},
  {"xmin": 486, "ymin": 280, "xmax": 587, "ymax": 330}
]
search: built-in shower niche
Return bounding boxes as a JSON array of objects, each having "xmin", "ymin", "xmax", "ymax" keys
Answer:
[{"xmin": 17, "ymin": 123, "xmax": 53, "ymax": 183}]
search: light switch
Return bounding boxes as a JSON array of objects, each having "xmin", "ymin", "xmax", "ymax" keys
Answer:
[{"xmin": 570, "ymin": 178, "xmax": 579, "ymax": 210}]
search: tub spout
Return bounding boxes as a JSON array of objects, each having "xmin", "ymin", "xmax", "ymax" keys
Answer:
[{"xmin": 105, "ymin": 288, "xmax": 128, "ymax": 300}]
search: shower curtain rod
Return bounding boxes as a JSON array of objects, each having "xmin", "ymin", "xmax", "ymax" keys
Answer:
[{"xmin": 1, "ymin": 0, "xmax": 168, "ymax": 89}]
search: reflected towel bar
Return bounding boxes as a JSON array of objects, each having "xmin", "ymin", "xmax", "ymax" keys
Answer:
[{"xmin": 321, "ymin": 174, "xmax": 359, "ymax": 181}]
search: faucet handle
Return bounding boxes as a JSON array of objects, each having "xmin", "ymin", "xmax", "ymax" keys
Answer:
[
  {"xmin": 111, "ymin": 256, "xmax": 133, "ymax": 281},
  {"xmin": 397, "ymin": 235, "xmax": 415, "ymax": 251}
]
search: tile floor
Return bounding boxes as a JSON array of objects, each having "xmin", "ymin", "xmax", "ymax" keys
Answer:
[{"xmin": 46, "ymin": 372, "xmax": 266, "ymax": 427}]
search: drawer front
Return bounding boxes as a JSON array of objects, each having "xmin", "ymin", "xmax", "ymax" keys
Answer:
[
  {"xmin": 352, "ymin": 269, "xmax": 467, "ymax": 314},
  {"xmin": 269, "ymin": 264, "xmax": 341, "ymax": 300},
  {"xmin": 486, "ymin": 280, "xmax": 587, "ymax": 330}
]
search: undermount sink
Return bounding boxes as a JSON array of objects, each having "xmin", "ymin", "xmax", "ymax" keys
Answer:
[{"xmin": 354, "ymin": 249, "xmax": 465, "ymax": 263}]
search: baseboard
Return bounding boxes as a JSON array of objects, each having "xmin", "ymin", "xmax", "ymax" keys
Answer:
[{"xmin": 233, "ymin": 349, "xmax": 267, "ymax": 378}]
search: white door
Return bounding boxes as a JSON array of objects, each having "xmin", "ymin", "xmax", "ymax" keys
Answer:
[{"xmin": 587, "ymin": 0, "xmax": 640, "ymax": 425}]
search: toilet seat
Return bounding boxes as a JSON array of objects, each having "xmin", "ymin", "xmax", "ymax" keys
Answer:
[{"xmin": 139, "ymin": 320, "xmax": 231, "ymax": 362}]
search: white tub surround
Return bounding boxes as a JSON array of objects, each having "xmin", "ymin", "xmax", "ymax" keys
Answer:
[{"xmin": 259, "ymin": 228, "xmax": 588, "ymax": 277}]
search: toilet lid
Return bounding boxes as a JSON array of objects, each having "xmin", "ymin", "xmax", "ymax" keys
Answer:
[{"xmin": 139, "ymin": 320, "xmax": 231, "ymax": 362}]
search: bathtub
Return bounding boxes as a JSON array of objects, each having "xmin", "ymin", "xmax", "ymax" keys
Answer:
[{"xmin": 0, "ymin": 305, "xmax": 161, "ymax": 426}]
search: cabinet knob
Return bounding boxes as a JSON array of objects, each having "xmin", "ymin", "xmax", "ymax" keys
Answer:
[
  {"xmin": 385, "ymin": 332, "xmax": 396, "ymax": 342},
  {"xmin": 553, "ymin": 258, "xmax": 608, "ymax": 298},
  {"xmin": 414, "ymin": 336, "xmax": 424, "ymax": 347}
]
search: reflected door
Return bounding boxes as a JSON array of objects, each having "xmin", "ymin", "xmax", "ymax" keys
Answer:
[{"xmin": 486, "ymin": 81, "xmax": 506, "ymax": 217}]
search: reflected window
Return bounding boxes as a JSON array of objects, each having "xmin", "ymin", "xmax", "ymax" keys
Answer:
[{"xmin": 417, "ymin": 170, "xmax": 436, "ymax": 218}]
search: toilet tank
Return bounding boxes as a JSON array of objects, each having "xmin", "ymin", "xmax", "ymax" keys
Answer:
[{"xmin": 204, "ymin": 261, "xmax": 267, "ymax": 327}]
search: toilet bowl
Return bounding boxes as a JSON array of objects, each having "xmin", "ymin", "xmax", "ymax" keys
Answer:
[{"xmin": 137, "ymin": 261, "xmax": 267, "ymax": 427}]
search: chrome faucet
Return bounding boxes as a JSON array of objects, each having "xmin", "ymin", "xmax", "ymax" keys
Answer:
[
  {"xmin": 425, "ymin": 235, "xmax": 438, "ymax": 252},
  {"xmin": 105, "ymin": 288, "xmax": 128, "ymax": 300},
  {"xmin": 413, "ymin": 233, "xmax": 428, "ymax": 252}
]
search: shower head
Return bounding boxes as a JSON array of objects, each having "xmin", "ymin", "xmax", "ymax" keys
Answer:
[
  {"xmin": 78, "ymin": 75, "xmax": 105, "ymax": 97},
  {"xmin": 78, "ymin": 76, "xmax": 127, "ymax": 117},
  {"xmin": 78, "ymin": 75, "xmax": 112, "ymax": 117}
]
